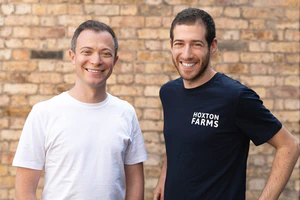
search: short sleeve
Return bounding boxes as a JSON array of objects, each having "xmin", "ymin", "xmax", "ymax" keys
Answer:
[
  {"xmin": 235, "ymin": 88, "xmax": 282, "ymax": 146},
  {"xmin": 124, "ymin": 109, "xmax": 148, "ymax": 165},
  {"xmin": 12, "ymin": 105, "xmax": 45, "ymax": 170}
]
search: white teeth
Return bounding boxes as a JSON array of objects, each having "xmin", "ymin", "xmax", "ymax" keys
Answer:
[
  {"xmin": 87, "ymin": 69, "xmax": 101, "ymax": 72},
  {"xmin": 182, "ymin": 63, "xmax": 194, "ymax": 67}
]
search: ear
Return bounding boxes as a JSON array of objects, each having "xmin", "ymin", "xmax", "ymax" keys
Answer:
[
  {"xmin": 210, "ymin": 38, "xmax": 218, "ymax": 54},
  {"xmin": 113, "ymin": 55, "xmax": 119, "ymax": 66},
  {"xmin": 170, "ymin": 39, "xmax": 173, "ymax": 48},
  {"xmin": 69, "ymin": 50, "xmax": 76, "ymax": 66}
]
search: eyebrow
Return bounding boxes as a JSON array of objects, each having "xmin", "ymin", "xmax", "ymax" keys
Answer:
[
  {"xmin": 173, "ymin": 39, "xmax": 205, "ymax": 45},
  {"xmin": 79, "ymin": 46, "xmax": 113, "ymax": 52}
]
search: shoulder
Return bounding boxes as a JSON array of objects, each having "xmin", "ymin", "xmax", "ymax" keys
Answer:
[
  {"xmin": 160, "ymin": 77, "xmax": 182, "ymax": 94},
  {"xmin": 214, "ymin": 73, "xmax": 251, "ymax": 97},
  {"xmin": 108, "ymin": 94, "xmax": 135, "ymax": 113},
  {"xmin": 33, "ymin": 92, "xmax": 67, "ymax": 111}
]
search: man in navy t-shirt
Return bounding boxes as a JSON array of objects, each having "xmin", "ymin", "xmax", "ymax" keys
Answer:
[{"xmin": 153, "ymin": 8, "xmax": 300, "ymax": 200}]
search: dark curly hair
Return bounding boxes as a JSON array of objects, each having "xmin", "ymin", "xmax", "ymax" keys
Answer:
[{"xmin": 170, "ymin": 8, "xmax": 216, "ymax": 47}]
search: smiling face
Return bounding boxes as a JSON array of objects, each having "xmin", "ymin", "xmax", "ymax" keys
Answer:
[
  {"xmin": 69, "ymin": 29, "xmax": 118, "ymax": 90},
  {"xmin": 171, "ymin": 23, "xmax": 217, "ymax": 88}
]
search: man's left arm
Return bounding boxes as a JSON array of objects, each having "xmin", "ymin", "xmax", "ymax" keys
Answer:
[
  {"xmin": 259, "ymin": 126, "xmax": 300, "ymax": 200},
  {"xmin": 124, "ymin": 162, "xmax": 144, "ymax": 200}
]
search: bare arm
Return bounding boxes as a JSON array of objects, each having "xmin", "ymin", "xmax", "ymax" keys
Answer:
[
  {"xmin": 124, "ymin": 162, "xmax": 144, "ymax": 200},
  {"xmin": 259, "ymin": 126, "xmax": 300, "ymax": 200},
  {"xmin": 153, "ymin": 155, "xmax": 167, "ymax": 200},
  {"xmin": 15, "ymin": 167, "xmax": 42, "ymax": 200}
]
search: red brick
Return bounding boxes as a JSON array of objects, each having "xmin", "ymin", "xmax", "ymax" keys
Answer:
[
  {"xmin": 12, "ymin": 27, "xmax": 31, "ymax": 38},
  {"xmin": 63, "ymin": 74, "xmax": 75, "ymax": 84},
  {"xmin": 0, "ymin": 130, "xmax": 21, "ymax": 141},
  {"xmin": 31, "ymin": 27, "xmax": 65, "ymax": 38},
  {"xmin": 135, "ymin": 74, "xmax": 169, "ymax": 85},
  {"xmin": 10, "ymin": 73, "xmax": 27, "ymax": 83},
  {"xmin": 268, "ymin": 42, "xmax": 299, "ymax": 53},
  {"xmin": 112, "ymin": 0, "xmax": 143, "ymax": 3},
  {"xmin": 9, "ymin": 118, "xmax": 25, "ymax": 129},
  {"xmin": 108, "ymin": 85, "xmax": 144, "ymax": 96},
  {"xmin": 119, "ymin": 39, "xmax": 143, "ymax": 50},
  {"xmin": 32, "ymin": 4, "xmax": 46, "ymax": 15},
  {"xmin": 270, "ymin": 87, "xmax": 299, "ymax": 98},
  {"xmin": 249, "ymin": 19, "xmax": 266, "ymax": 29},
  {"xmin": 3, "ymin": 83, "xmax": 38, "ymax": 95},
  {"xmin": 117, "ymin": 74, "xmax": 134, "ymax": 84},
  {"xmin": 1, "ymin": 4, "xmax": 14, "ymax": 15},
  {"xmin": 120, "ymin": 5, "xmax": 138, "ymax": 15},
  {"xmin": 67, "ymin": 4, "xmax": 84, "ymax": 15},
  {"xmin": 241, "ymin": 53, "xmax": 274, "ymax": 63},
  {"xmin": 143, "ymin": 108, "xmax": 161, "ymax": 120},
  {"xmin": 29, "ymin": 95, "xmax": 53, "ymax": 106},
  {"xmin": 144, "ymin": 63, "xmax": 164, "ymax": 73},
  {"xmin": 0, "ymin": 118, "xmax": 9, "ymax": 129},
  {"xmin": 5, "ymin": 16, "xmax": 39, "ymax": 26},
  {"xmin": 134, "ymin": 97, "xmax": 161, "ymax": 108},
  {"xmin": 111, "ymin": 16, "xmax": 144, "ymax": 27},
  {"xmin": 0, "ymin": 49, "xmax": 11, "ymax": 60},
  {"xmin": 145, "ymin": 40, "xmax": 162, "ymax": 50},
  {"xmin": 118, "ymin": 51, "xmax": 134, "ymax": 62},
  {"xmin": 138, "ymin": 28, "xmax": 169, "ymax": 39},
  {"xmin": 241, "ymin": 30, "xmax": 274, "ymax": 40},
  {"xmin": 12, "ymin": 50, "xmax": 30, "ymax": 60},
  {"xmin": 240, "ymin": 75, "xmax": 276, "ymax": 86},
  {"xmin": 27, "ymin": 73, "xmax": 63, "ymax": 84},
  {"xmin": 5, "ymin": 39, "xmax": 23, "ymax": 48},
  {"xmin": 0, "ymin": 27, "xmax": 12, "ymax": 37},
  {"xmin": 136, "ymin": 51, "xmax": 170, "ymax": 62},
  {"xmin": 216, "ymin": 18, "xmax": 248, "ymax": 29},
  {"xmin": 215, "ymin": 64, "xmax": 249, "ymax": 74},
  {"xmin": 11, "ymin": 95, "xmax": 28, "ymax": 106},
  {"xmin": 145, "ymin": 17, "xmax": 162, "ymax": 27},
  {"xmin": 85, "ymin": 4, "xmax": 119, "ymax": 15},
  {"xmin": 46, "ymin": 4, "xmax": 67, "ymax": 15},
  {"xmin": 144, "ymin": 85, "xmax": 160, "ymax": 96},
  {"xmin": 139, "ymin": 120, "xmax": 163, "ymax": 131},
  {"xmin": 224, "ymin": 7, "xmax": 240, "ymax": 17},
  {"xmin": 1, "ymin": 153, "xmax": 15, "ymax": 165},
  {"xmin": 3, "ymin": 107, "xmax": 32, "ymax": 117},
  {"xmin": 252, "ymin": 0, "xmax": 299, "ymax": 7},
  {"xmin": 285, "ymin": 30, "xmax": 300, "ymax": 41},
  {"xmin": 2, "ymin": 61, "xmax": 37, "ymax": 71}
]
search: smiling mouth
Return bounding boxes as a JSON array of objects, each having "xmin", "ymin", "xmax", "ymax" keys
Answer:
[
  {"xmin": 86, "ymin": 68, "xmax": 104, "ymax": 73},
  {"xmin": 181, "ymin": 62, "xmax": 196, "ymax": 67}
]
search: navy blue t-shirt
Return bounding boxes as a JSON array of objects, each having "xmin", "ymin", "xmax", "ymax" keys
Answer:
[{"xmin": 159, "ymin": 72, "xmax": 282, "ymax": 200}]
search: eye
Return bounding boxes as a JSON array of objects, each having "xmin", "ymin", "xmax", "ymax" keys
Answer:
[
  {"xmin": 101, "ymin": 52, "xmax": 113, "ymax": 58},
  {"xmin": 173, "ymin": 42, "xmax": 184, "ymax": 47},
  {"xmin": 194, "ymin": 43, "xmax": 203, "ymax": 47},
  {"xmin": 81, "ymin": 50, "xmax": 92, "ymax": 55}
]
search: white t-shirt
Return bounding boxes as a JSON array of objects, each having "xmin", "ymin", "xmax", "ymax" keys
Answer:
[{"xmin": 13, "ymin": 92, "xmax": 148, "ymax": 200}]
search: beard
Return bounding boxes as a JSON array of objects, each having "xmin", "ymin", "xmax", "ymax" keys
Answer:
[{"xmin": 172, "ymin": 50, "xmax": 211, "ymax": 82}]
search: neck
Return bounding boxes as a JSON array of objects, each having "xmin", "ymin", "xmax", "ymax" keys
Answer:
[
  {"xmin": 183, "ymin": 66, "xmax": 217, "ymax": 89},
  {"xmin": 68, "ymin": 84, "xmax": 107, "ymax": 103}
]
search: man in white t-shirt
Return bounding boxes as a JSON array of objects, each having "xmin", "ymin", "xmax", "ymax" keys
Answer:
[{"xmin": 13, "ymin": 20, "xmax": 148, "ymax": 200}]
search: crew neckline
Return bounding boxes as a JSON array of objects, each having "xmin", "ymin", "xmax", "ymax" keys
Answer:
[
  {"xmin": 64, "ymin": 91, "xmax": 111, "ymax": 108},
  {"xmin": 182, "ymin": 72, "xmax": 222, "ymax": 92}
]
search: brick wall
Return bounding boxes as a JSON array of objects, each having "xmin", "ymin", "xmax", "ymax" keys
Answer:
[{"xmin": 0, "ymin": 0, "xmax": 299, "ymax": 199}]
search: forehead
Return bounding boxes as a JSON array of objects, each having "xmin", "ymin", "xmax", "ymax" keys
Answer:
[
  {"xmin": 173, "ymin": 23, "xmax": 207, "ymax": 42},
  {"xmin": 76, "ymin": 29, "xmax": 115, "ymax": 49}
]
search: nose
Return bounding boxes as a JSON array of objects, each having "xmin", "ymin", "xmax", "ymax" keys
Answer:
[
  {"xmin": 182, "ymin": 45, "xmax": 193, "ymax": 59},
  {"xmin": 90, "ymin": 53, "xmax": 103, "ymax": 66}
]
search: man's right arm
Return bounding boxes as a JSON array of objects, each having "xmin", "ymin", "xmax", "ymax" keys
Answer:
[
  {"xmin": 15, "ymin": 167, "xmax": 42, "ymax": 200},
  {"xmin": 153, "ymin": 155, "xmax": 167, "ymax": 200}
]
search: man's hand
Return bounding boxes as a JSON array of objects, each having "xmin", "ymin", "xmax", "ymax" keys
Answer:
[{"xmin": 153, "ymin": 155, "xmax": 167, "ymax": 200}]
